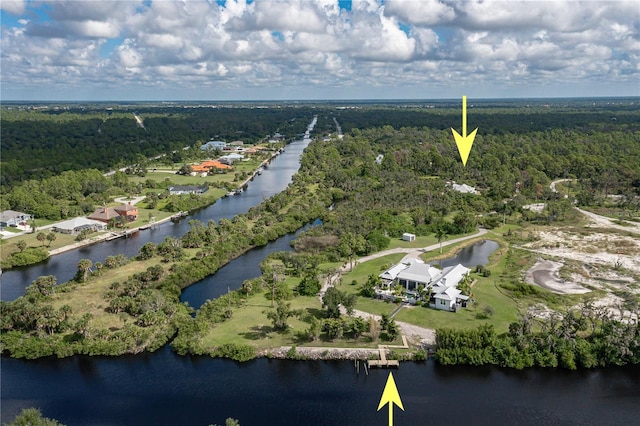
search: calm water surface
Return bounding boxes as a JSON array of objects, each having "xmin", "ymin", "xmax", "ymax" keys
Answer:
[
  {"xmin": 435, "ymin": 239, "xmax": 500, "ymax": 268},
  {"xmin": 3, "ymin": 348, "xmax": 639, "ymax": 425}
]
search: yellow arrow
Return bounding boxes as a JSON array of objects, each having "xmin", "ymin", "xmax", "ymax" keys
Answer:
[
  {"xmin": 377, "ymin": 372, "xmax": 404, "ymax": 426},
  {"xmin": 451, "ymin": 95, "xmax": 478, "ymax": 167}
]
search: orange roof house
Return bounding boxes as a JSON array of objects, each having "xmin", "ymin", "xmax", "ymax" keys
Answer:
[
  {"xmin": 191, "ymin": 160, "xmax": 233, "ymax": 174},
  {"xmin": 88, "ymin": 207, "xmax": 120, "ymax": 223},
  {"xmin": 114, "ymin": 203, "xmax": 139, "ymax": 222},
  {"xmin": 88, "ymin": 203, "xmax": 138, "ymax": 224}
]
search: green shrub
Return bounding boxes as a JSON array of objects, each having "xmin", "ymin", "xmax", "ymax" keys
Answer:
[
  {"xmin": 213, "ymin": 343, "xmax": 256, "ymax": 362},
  {"xmin": 1, "ymin": 247, "xmax": 49, "ymax": 269}
]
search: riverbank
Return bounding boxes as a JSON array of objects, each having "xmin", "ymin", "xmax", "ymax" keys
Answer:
[
  {"xmin": 5, "ymin": 156, "xmax": 285, "ymax": 269},
  {"xmin": 0, "ymin": 134, "xmax": 324, "ymax": 359}
]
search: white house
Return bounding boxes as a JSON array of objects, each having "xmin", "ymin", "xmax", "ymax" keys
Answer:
[
  {"xmin": 219, "ymin": 153, "xmax": 245, "ymax": 164},
  {"xmin": 447, "ymin": 181, "xmax": 478, "ymax": 194},
  {"xmin": 0, "ymin": 210, "xmax": 32, "ymax": 228},
  {"xmin": 168, "ymin": 185, "xmax": 209, "ymax": 195},
  {"xmin": 201, "ymin": 140, "xmax": 226, "ymax": 151},
  {"xmin": 379, "ymin": 258, "xmax": 441, "ymax": 292},
  {"xmin": 379, "ymin": 259, "xmax": 471, "ymax": 312},
  {"xmin": 402, "ymin": 233, "xmax": 416, "ymax": 242},
  {"xmin": 53, "ymin": 217, "xmax": 107, "ymax": 235},
  {"xmin": 430, "ymin": 264, "xmax": 471, "ymax": 311}
]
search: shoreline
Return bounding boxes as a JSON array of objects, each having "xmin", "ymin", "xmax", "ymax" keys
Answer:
[{"xmin": 38, "ymin": 155, "xmax": 284, "ymax": 260}]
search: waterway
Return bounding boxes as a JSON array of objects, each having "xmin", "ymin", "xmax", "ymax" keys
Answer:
[
  {"xmin": 3, "ymin": 347, "xmax": 639, "ymax": 425},
  {"xmin": 0, "ymin": 136, "xmax": 312, "ymax": 302},
  {"xmin": 3, "ymin": 121, "xmax": 640, "ymax": 424}
]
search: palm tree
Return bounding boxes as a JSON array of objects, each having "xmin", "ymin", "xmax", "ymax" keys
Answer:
[
  {"xmin": 77, "ymin": 259, "xmax": 93, "ymax": 282},
  {"xmin": 435, "ymin": 227, "xmax": 448, "ymax": 254},
  {"xmin": 46, "ymin": 232, "xmax": 57, "ymax": 247}
]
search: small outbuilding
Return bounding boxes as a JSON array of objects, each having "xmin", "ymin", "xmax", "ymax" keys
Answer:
[{"xmin": 402, "ymin": 233, "xmax": 416, "ymax": 242}]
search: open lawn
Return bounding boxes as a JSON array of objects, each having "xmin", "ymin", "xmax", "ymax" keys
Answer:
[
  {"xmin": 394, "ymin": 277, "xmax": 520, "ymax": 333},
  {"xmin": 198, "ymin": 289, "xmax": 401, "ymax": 351},
  {"xmin": 1, "ymin": 230, "xmax": 94, "ymax": 262},
  {"xmin": 341, "ymin": 253, "xmax": 405, "ymax": 287},
  {"xmin": 386, "ymin": 232, "xmax": 471, "ymax": 250},
  {"xmin": 48, "ymin": 257, "xmax": 174, "ymax": 330},
  {"xmin": 131, "ymin": 157, "xmax": 269, "ymax": 189}
]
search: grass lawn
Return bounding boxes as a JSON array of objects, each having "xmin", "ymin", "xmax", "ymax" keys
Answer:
[
  {"xmin": 392, "ymin": 276, "xmax": 520, "ymax": 334},
  {"xmin": 340, "ymin": 253, "xmax": 405, "ymax": 287},
  {"xmin": 199, "ymin": 295, "xmax": 319, "ymax": 350},
  {"xmin": 48, "ymin": 257, "xmax": 173, "ymax": 330},
  {"xmin": 1, "ymin": 231, "xmax": 88, "ymax": 262},
  {"xmin": 130, "ymin": 158, "xmax": 268, "ymax": 189}
]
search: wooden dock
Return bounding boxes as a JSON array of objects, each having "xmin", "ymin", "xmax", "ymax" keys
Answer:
[{"xmin": 367, "ymin": 336, "xmax": 408, "ymax": 369}]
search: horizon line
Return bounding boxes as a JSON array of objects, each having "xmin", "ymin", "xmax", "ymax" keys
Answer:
[{"xmin": 2, "ymin": 95, "xmax": 638, "ymax": 104}]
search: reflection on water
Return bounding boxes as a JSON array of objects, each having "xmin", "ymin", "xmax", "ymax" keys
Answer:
[
  {"xmin": 435, "ymin": 239, "xmax": 500, "ymax": 268},
  {"xmin": 2, "ymin": 348, "xmax": 639, "ymax": 425}
]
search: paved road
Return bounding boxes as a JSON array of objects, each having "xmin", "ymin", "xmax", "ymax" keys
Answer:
[{"xmin": 354, "ymin": 227, "xmax": 488, "ymax": 265}]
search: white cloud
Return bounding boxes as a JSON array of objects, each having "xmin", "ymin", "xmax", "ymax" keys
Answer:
[
  {"xmin": 1, "ymin": 0, "xmax": 26, "ymax": 15},
  {"xmin": 1, "ymin": 0, "xmax": 638, "ymax": 100},
  {"xmin": 385, "ymin": 0, "xmax": 454, "ymax": 26}
]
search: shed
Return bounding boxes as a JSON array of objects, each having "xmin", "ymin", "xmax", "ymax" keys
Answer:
[{"xmin": 402, "ymin": 233, "xmax": 416, "ymax": 242}]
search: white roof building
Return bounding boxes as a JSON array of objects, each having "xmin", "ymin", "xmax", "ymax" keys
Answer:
[
  {"xmin": 53, "ymin": 217, "xmax": 107, "ymax": 234},
  {"xmin": 447, "ymin": 181, "xmax": 478, "ymax": 194}
]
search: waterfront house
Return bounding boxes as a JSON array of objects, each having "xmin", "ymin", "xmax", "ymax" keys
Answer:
[
  {"xmin": 379, "ymin": 258, "xmax": 441, "ymax": 292},
  {"xmin": 114, "ymin": 203, "xmax": 139, "ymax": 222},
  {"xmin": 378, "ymin": 259, "xmax": 471, "ymax": 312},
  {"xmin": 88, "ymin": 203, "xmax": 138, "ymax": 225},
  {"xmin": 168, "ymin": 185, "xmax": 209, "ymax": 195},
  {"xmin": 0, "ymin": 210, "xmax": 31, "ymax": 228},
  {"xmin": 219, "ymin": 153, "xmax": 245, "ymax": 164},
  {"xmin": 190, "ymin": 160, "xmax": 233, "ymax": 176},
  {"xmin": 88, "ymin": 206, "xmax": 121, "ymax": 224},
  {"xmin": 429, "ymin": 264, "xmax": 471, "ymax": 311},
  {"xmin": 53, "ymin": 217, "xmax": 107, "ymax": 235}
]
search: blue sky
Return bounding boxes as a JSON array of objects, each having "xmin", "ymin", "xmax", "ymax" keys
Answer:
[{"xmin": 1, "ymin": 0, "xmax": 638, "ymax": 101}]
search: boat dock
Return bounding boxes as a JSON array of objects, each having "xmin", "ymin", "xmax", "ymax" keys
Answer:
[{"xmin": 367, "ymin": 335, "xmax": 408, "ymax": 369}]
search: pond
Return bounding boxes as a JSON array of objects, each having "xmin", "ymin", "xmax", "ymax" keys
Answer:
[{"xmin": 434, "ymin": 239, "xmax": 500, "ymax": 268}]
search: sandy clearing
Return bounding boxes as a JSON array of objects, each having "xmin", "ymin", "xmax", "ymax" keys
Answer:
[
  {"xmin": 577, "ymin": 208, "xmax": 640, "ymax": 235},
  {"xmin": 525, "ymin": 259, "xmax": 590, "ymax": 294}
]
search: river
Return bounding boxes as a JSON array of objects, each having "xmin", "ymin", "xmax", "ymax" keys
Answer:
[
  {"xmin": 2, "ymin": 123, "xmax": 640, "ymax": 424},
  {"xmin": 3, "ymin": 348, "xmax": 639, "ymax": 425},
  {"xmin": 0, "ymin": 136, "xmax": 312, "ymax": 301}
]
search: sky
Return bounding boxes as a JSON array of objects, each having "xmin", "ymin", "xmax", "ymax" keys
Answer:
[{"xmin": 1, "ymin": 0, "xmax": 638, "ymax": 101}]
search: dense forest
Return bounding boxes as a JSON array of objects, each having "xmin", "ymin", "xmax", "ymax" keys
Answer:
[{"xmin": 0, "ymin": 105, "xmax": 316, "ymax": 185}]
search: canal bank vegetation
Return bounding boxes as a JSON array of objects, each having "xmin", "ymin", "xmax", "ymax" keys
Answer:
[{"xmin": 0, "ymin": 168, "xmax": 330, "ymax": 358}]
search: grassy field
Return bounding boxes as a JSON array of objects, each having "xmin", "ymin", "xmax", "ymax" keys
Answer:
[
  {"xmin": 198, "ymin": 285, "xmax": 404, "ymax": 351},
  {"xmin": 48, "ymin": 257, "xmax": 175, "ymax": 331},
  {"xmin": 130, "ymin": 157, "xmax": 270, "ymax": 189}
]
